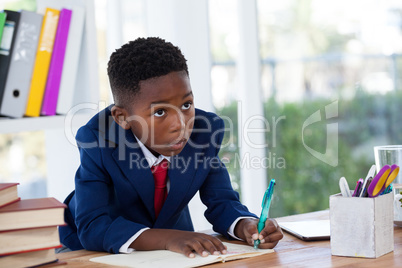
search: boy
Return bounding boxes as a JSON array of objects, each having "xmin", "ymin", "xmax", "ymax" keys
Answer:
[{"xmin": 59, "ymin": 37, "xmax": 283, "ymax": 257}]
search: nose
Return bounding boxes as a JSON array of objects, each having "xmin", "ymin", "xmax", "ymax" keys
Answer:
[{"xmin": 170, "ymin": 111, "xmax": 185, "ymax": 132}]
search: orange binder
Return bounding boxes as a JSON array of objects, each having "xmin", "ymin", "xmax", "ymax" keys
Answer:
[{"xmin": 25, "ymin": 8, "xmax": 59, "ymax": 117}]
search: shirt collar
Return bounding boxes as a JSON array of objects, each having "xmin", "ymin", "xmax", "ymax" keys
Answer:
[{"xmin": 134, "ymin": 136, "xmax": 171, "ymax": 167}]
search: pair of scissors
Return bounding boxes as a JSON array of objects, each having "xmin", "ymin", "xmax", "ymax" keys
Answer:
[
  {"xmin": 367, "ymin": 164, "xmax": 400, "ymax": 197},
  {"xmin": 339, "ymin": 177, "xmax": 351, "ymax": 197},
  {"xmin": 358, "ymin": 165, "xmax": 376, "ymax": 197}
]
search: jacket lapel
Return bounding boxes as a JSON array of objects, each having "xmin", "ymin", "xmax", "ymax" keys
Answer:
[{"xmin": 111, "ymin": 125, "xmax": 156, "ymax": 219}]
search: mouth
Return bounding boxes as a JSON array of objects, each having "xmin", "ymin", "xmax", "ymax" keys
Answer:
[{"xmin": 168, "ymin": 138, "xmax": 187, "ymax": 151}]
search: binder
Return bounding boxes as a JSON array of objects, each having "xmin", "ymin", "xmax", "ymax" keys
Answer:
[
  {"xmin": 0, "ymin": 10, "xmax": 20, "ymax": 113},
  {"xmin": 0, "ymin": 11, "xmax": 43, "ymax": 118},
  {"xmin": 36, "ymin": 0, "xmax": 99, "ymax": 116},
  {"xmin": 0, "ymin": 12, "xmax": 6, "ymax": 42},
  {"xmin": 25, "ymin": 8, "xmax": 60, "ymax": 117},
  {"xmin": 41, "ymin": 8, "xmax": 72, "ymax": 116},
  {"xmin": 56, "ymin": 6, "xmax": 85, "ymax": 115}
]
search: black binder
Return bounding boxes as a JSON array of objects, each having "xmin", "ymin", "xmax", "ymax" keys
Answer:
[{"xmin": 0, "ymin": 10, "xmax": 21, "ymax": 111}]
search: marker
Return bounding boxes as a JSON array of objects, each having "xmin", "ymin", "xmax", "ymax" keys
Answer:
[
  {"xmin": 254, "ymin": 179, "xmax": 275, "ymax": 249},
  {"xmin": 352, "ymin": 178, "xmax": 363, "ymax": 197}
]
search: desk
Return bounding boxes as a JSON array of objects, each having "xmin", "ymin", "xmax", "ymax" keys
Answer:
[{"xmin": 56, "ymin": 210, "xmax": 402, "ymax": 267}]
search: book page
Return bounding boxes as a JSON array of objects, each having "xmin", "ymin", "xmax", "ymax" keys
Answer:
[
  {"xmin": 222, "ymin": 242, "xmax": 274, "ymax": 261},
  {"xmin": 90, "ymin": 242, "xmax": 274, "ymax": 268}
]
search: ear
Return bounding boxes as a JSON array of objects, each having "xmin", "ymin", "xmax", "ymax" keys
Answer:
[{"xmin": 111, "ymin": 105, "xmax": 131, "ymax": 130}]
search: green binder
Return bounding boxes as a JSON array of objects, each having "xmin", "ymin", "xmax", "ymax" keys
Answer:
[{"xmin": 0, "ymin": 12, "xmax": 6, "ymax": 44}]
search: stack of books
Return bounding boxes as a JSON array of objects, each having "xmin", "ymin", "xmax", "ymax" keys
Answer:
[
  {"xmin": 0, "ymin": 1, "xmax": 85, "ymax": 118},
  {"xmin": 0, "ymin": 183, "xmax": 67, "ymax": 268}
]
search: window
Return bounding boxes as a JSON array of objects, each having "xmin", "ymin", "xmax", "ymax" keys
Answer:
[{"xmin": 211, "ymin": 0, "xmax": 402, "ymax": 216}]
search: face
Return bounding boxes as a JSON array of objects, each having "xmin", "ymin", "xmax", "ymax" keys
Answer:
[{"xmin": 112, "ymin": 71, "xmax": 195, "ymax": 156}]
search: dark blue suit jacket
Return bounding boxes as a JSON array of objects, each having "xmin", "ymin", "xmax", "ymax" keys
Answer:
[{"xmin": 59, "ymin": 106, "xmax": 256, "ymax": 253}]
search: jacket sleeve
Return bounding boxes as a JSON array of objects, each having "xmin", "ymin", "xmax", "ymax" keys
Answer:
[
  {"xmin": 199, "ymin": 116, "xmax": 257, "ymax": 238},
  {"xmin": 73, "ymin": 125, "xmax": 148, "ymax": 253}
]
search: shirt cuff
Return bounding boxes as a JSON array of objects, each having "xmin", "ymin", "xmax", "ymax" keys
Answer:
[
  {"xmin": 227, "ymin": 216, "xmax": 257, "ymax": 241},
  {"xmin": 119, "ymin": 227, "xmax": 150, "ymax": 253}
]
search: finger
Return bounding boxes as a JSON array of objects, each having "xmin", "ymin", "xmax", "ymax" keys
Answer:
[
  {"xmin": 197, "ymin": 237, "xmax": 219, "ymax": 255},
  {"xmin": 182, "ymin": 245, "xmax": 196, "ymax": 258},
  {"xmin": 259, "ymin": 229, "xmax": 284, "ymax": 249},
  {"xmin": 244, "ymin": 221, "xmax": 259, "ymax": 242},
  {"xmin": 186, "ymin": 239, "xmax": 210, "ymax": 257},
  {"xmin": 242, "ymin": 225, "xmax": 258, "ymax": 246},
  {"xmin": 264, "ymin": 229, "xmax": 284, "ymax": 243},
  {"xmin": 246, "ymin": 235, "xmax": 256, "ymax": 246},
  {"xmin": 260, "ymin": 219, "xmax": 280, "ymax": 237},
  {"xmin": 252, "ymin": 233, "xmax": 259, "ymax": 240},
  {"xmin": 258, "ymin": 240, "xmax": 279, "ymax": 249},
  {"xmin": 207, "ymin": 236, "xmax": 227, "ymax": 254},
  {"xmin": 265, "ymin": 219, "xmax": 279, "ymax": 231}
]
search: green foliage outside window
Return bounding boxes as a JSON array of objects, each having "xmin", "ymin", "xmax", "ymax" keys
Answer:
[
  {"xmin": 3, "ymin": 0, "xmax": 36, "ymax": 11},
  {"xmin": 217, "ymin": 90, "xmax": 402, "ymax": 217}
]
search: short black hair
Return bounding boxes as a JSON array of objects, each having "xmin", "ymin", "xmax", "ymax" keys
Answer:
[{"xmin": 107, "ymin": 37, "xmax": 189, "ymax": 107}]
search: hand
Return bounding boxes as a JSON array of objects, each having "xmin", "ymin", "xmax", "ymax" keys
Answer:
[
  {"xmin": 234, "ymin": 218, "xmax": 283, "ymax": 249},
  {"xmin": 130, "ymin": 229, "xmax": 227, "ymax": 258}
]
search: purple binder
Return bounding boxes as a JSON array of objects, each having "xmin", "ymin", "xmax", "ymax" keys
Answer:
[{"xmin": 41, "ymin": 8, "xmax": 72, "ymax": 116}]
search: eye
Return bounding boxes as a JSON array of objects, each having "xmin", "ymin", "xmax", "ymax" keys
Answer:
[
  {"xmin": 154, "ymin": 109, "xmax": 166, "ymax": 117},
  {"xmin": 182, "ymin": 102, "xmax": 192, "ymax": 110}
]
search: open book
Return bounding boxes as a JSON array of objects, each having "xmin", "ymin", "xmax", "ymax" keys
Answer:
[{"xmin": 90, "ymin": 242, "xmax": 274, "ymax": 268}]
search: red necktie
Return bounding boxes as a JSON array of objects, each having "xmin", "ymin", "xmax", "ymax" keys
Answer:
[{"xmin": 151, "ymin": 159, "xmax": 168, "ymax": 218}]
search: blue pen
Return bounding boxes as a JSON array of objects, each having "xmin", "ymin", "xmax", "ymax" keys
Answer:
[{"xmin": 254, "ymin": 178, "xmax": 276, "ymax": 249}]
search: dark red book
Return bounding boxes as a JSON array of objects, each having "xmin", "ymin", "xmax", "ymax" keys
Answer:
[
  {"xmin": 0, "ymin": 225, "xmax": 62, "ymax": 255},
  {"xmin": 0, "ymin": 246, "xmax": 59, "ymax": 268},
  {"xmin": 0, "ymin": 182, "xmax": 20, "ymax": 208},
  {"xmin": 0, "ymin": 197, "xmax": 66, "ymax": 231}
]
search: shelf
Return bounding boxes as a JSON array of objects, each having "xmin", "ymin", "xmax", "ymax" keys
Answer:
[
  {"xmin": 0, "ymin": 112, "xmax": 95, "ymax": 134},
  {"xmin": 0, "ymin": 0, "xmax": 100, "ymax": 202}
]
